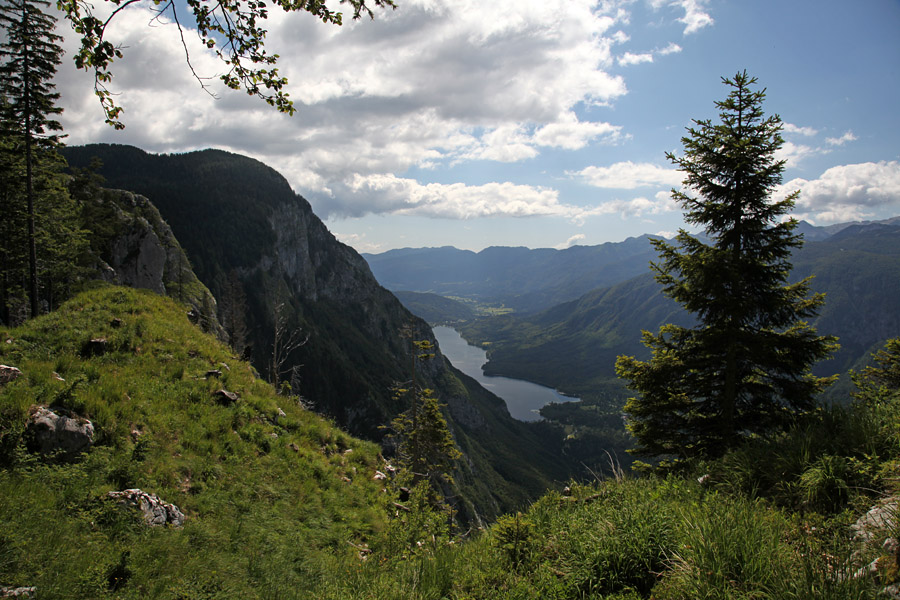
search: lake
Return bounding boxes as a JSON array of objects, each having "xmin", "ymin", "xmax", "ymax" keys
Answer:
[{"xmin": 432, "ymin": 325, "xmax": 579, "ymax": 422}]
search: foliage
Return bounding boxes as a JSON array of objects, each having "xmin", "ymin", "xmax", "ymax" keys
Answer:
[
  {"xmin": 616, "ymin": 72, "xmax": 838, "ymax": 463},
  {"xmin": 56, "ymin": 0, "xmax": 397, "ymax": 128},
  {"xmin": 0, "ymin": 0, "xmax": 89, "ymax": 320},
  {"xmin": 388, "ymin": 340, "xmax": 461, "ymax": 491}
]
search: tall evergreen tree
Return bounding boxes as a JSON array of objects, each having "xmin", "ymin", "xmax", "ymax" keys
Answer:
[
  {"xmin": 0, "ymin": 0, "xmax": 65, "ymax": 318},
  {"xmin": 616, "ymin": 72, "xmax": 838, "ymax": 465}
]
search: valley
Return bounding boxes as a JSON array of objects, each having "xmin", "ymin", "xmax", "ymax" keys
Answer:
[{"xmin": 432, "ymin": 325, "xmax": 579, "ymax": 421}]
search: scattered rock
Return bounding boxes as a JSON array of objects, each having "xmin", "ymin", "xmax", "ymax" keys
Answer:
[
  {"xmin": 697, "ymin": 474, "xmax": 711, "ymax": 486},
  {"xmin": 25, "ymin": 406, "xmax": 94, "ymax": 458},
  {"xmin": 107, "ymin": 489, "xmax": 184, "ymax": 527},
  {"xmin": 0, "ymin": 365, "xmax": 22, "ymax": 385},
  {"xmin": 187, "ymin": 309, "xmax": 200, "ymax": 324},
  {"xmin": 204, "ymin": 369, "xmax": 222, "ymax": 379},
  {"xmin": 214, "ymin": 389, "xmax": 240, "ymax": 405},
  {"xmin": 81, "ymin": 337, "xmax": 108, "ymax": 357},
  {"xmin": 373, "ymin": 471, "xmax": 387, "ymax": 480},
  {"xmin": 110, "ymin": 318, "xmax": 124, "ymax": 328},
  {"xmin": 852, "ymin": 500, "xmax": 898, "ymax": 543},
  {"xmin": 289, "ymin": 443, "xmax": 300, "ymax": 452},
  {"xmin": 277, "ymin": 408, "xmax": 287, "ymax": 418},
  {"xmin": 0, "ymin": 586, "xmax": 36, "ymax": 598},
  {"xmin": 218, "ymin": 362, "xmax": 231, "ymax": 372},
  {"xmin": 51, "ymin": 372, "xmax": 64, "ymax": 382},
  {"xmin": 885, "ymin": 537, "xmax": 899, "ymax": 554}
]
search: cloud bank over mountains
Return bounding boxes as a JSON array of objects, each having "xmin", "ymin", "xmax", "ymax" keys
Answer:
[{"xmin": 53, "ymin": 0, "xmax": 899, "ymax": 248}]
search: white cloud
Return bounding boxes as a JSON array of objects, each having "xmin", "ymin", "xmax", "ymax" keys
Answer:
[
  {"xmin": 775, "ymin": 141, "xmax": 828, "ymax": 168},
  {"xmin": 532, "ymin": 114, "xmax": 623, "ymax": 150},
  {"xmin": 652, "ymin": 0, "xmax": 713, "ymax": 35},
  {"xmin": 826, "ymin": 130, "xmax": 857, "ymax": 146},
  {"xmin": 658, "ymin": 42, "xmax": 682, "ymax": 55},
  {"xmin": 52, "ymin": 0, "xmax": 717, "ymax": 221},
  {"xmin": 580, "ymin": 194, "xmax": 678, "ymax": 220},
  {"xmin": 780, "ymin": 161, "xmax": 900, "ymax": 223},
  {"xmin": 555, "ymin": 234, "xmax": 586, "ymax": 250},
  {"xmin": 675, "ymin": 0, "xmax": 714, "ymax": 34},
  {"xmin": 339, "ymin": 174, "xmax": 577, "ymax": 220},
  {"xmin": 783, "ymin": 123, "xmax": 818, "ymax": 137},
  {"xmin": 619, "ymin": 52, "xmax": 654, "ymax": 66},
  {"xmin": 569, "ymin": 161, "xmax": 682, "ymax": 189}
]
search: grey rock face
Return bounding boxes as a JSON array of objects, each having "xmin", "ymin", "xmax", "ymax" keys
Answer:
[
  {"xmin": 25, "ymin": 407, "xmax": 94, "ymax": 457},
  {"xmin": 107, "ymin": 489, "xmax": 185, "ymax": 527},
  {"xmin": 109, "ymin": 214, "xmax": 167, "ymax": 295},
  {"xmin": 93, "ymin": 190, "xmax": 224, "ymax": 338},
  {"xmin": 851, "ymin": 500, "xmax": 898, "ymax": 543}
]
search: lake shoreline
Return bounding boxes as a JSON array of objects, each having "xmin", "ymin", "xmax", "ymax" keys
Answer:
[{"xmin": 433, "ymin": 325, "xmax": 579, "ymax": 422}]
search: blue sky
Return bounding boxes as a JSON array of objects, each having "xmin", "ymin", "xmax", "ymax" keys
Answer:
[{"xmin": 55, "ymin": 0, "xmax": 900, "ymax": 252}]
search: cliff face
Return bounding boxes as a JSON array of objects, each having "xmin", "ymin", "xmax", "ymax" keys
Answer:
[
  {"xmin": 62, "ymin": 144, "xmax": 569, "ymax": 520},
  {"xmin": 90, "ymin": 188, "xmax": 223, "ymax": 337}
]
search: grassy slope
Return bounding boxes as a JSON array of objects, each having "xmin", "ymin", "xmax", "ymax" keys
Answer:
[
  {"xmin": 0, "ymin": 288, "xmax": 894, "ymax": 599},
  {"xmin": 0, "ymin": 287, "xmax": 389, "ymax": 599}
]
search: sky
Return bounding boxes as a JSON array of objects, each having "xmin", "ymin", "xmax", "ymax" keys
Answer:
[{"xmin": 52, "ymin": 0, "xmax": 900, "ymax": 253}]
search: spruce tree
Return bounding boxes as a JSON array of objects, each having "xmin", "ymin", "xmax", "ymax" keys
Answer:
[
  {"xmin": 0, "ymin": 0, "xmax": 65, "ymax": 318},
  {"xmin": 615, "ymin": 72, "xmax": 838, "ymax": 464}
]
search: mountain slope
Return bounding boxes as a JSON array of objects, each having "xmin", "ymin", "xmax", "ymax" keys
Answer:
[
  {"xmin": 459, "ymin": 224, "xmax": 900, "ymax": 400},
  {"xmin": 0, "ymin": 286, "xmax": 388, "ymax": 598},
  {"xmin": 364, "ymin": 236, "xmax": 664, "ymax": 313},
  {"xmin": 61, "ymin": 144, "xmax": 571, "ymax": 519}
]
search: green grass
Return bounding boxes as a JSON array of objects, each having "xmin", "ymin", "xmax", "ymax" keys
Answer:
[
  {"xmin": 0, "ymin": 287, "xmax": 895, "ymax": 598},
  {"xmin": 0, "ymin": 286, "xmax": 388, "ymax": 598}
]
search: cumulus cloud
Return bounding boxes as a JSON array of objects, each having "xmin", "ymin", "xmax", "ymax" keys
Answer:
[
  {"xmin": 338, "ymin": 174, "xmax": 576, "ymax": 220},
  {"xmin": 619, "ymin": 52, "xmax": 654, "ymax": 66},
  {"xmin": 780, "ymin": 161, "xmax": 900, "ymax": 223},
  {"xmin": 555, "ymin": 234, "xmax": 586, "ymax": 250},
  {"xmin": 783, "ymin": 123, "xmax": 818, "ymax": 137},
  {"xmin": 658, "ymin": 42, "xmax": 682, "ymax": 55},
  {"xmin": 52, "ymin": 0, "xmax": 714, "ymax": 221},
  {"xmin": 580, "ymin": 194, "xmax": 678, "ymax": 220},
  {"xmin": 568, "ymin": 161, "xmax": 682, "ymax": 189},
  {"xmin": 826, "ymin": 130, "xmax": 857, "ymax": 146},
  {"xmin": 651, "ymin": 0, "xmax": 713, "ymax": 35}
]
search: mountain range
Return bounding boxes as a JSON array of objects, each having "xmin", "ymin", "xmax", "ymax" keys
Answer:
[{"xmin": 366, "ymin": 218, "xmax": 900, "ymax": 406}]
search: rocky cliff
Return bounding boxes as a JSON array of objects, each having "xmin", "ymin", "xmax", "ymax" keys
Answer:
[
  {"xmin": 86, "ymin": 187, "xmax": 222, "ymax": 337},
  {"xmin": 62, "ymin": 144, "xmax": 571, "ymax": 520}
]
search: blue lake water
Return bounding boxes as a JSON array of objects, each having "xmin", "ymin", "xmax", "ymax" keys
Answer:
[{"xmin": 432, "ymin": 325, "xmax": 579, "ymax": 422}]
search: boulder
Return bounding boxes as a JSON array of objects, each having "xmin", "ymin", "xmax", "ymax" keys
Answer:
[
  {"xmin": 0, "ymin": 587, "xmax": 36, "ymax": 598},
  {"xmin": 107, "ymin": 489, "xmax": 185, "ymax": 527},
  {"xmin": 81, "ymin": 337, "xmax": 108, "ymax": 357},
  {"xmin": 0, "ymin": 365, "xmax": 21, "ymax": 385},
  {"xmin": 214, "ymin": 389, "xmax": 240, "ymax": 405},
  {"xmin": 25, "ymin": 407, "xmax": 94, "ymax": 457}
]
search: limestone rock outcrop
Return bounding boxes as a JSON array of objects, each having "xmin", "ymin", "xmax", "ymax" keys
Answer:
[
  {"xmin": 107, "ymin": 489, "xmax": 185, "ymax": 527},
  {"xmin": 0, "ymin": 365, "xmax": 21, "ymax": 385},
  {"xmin": 24, "ymin": 406, "xmax": 94, "ymax": 458}
]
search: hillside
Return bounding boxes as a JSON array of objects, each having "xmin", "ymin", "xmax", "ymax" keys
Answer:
[
  {"xmin": 459, "ymin": 224, "xmax": 900, "ymax": 400},
  {"xmin": 0, "ymin": 286, "xmax": 389, "ymax": 598},
  {"xmin": 61, "ymin": 144, "xmax": 572, "ymax": 520},
  {"xmin": 2, "ymin": 289, "xmax": 896, "ymax": 599},
  {"xmin": 364, "ymin": 237, "xmax": 662, "ymax": 313},
  {"xmin": 392, "ymin": 291, "xmax": 476, "ymax": 324}
]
